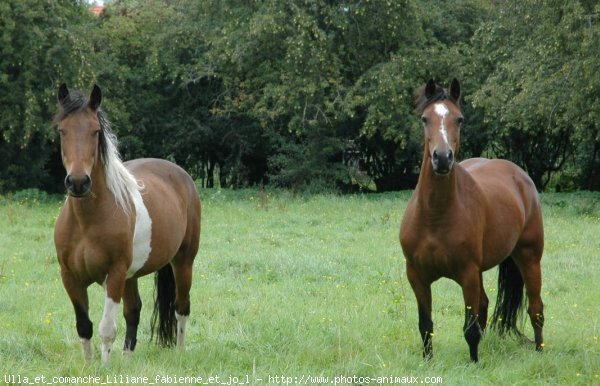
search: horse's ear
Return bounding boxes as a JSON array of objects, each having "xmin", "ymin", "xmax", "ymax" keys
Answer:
[
  {"xmin": 425, "ymin": 79, "xmax": 436, "ymax": 99},
  {"xmin": 58, "ymin": 83, "xmax": 70, "ymax": 105},
  {"xmin": 450, "ymin": 78, "xmax": 461, "ymax": 102},
  {"xmin": 89, "ymin": 84, "xmax": 102, "ymax": 111}
]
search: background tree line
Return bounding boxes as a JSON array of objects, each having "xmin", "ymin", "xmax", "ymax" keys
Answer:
[{"xmin": 1, "ymin": 0, "xmax": 599, "ymax": 193}]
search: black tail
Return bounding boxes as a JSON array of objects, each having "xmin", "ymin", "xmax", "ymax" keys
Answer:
[
  {"xmin": 491, "ymin": 257, "xmax": 525, "ymax": 336},
  {"xmin": 150, "ymin": 264, "xmax": 177, "ymax": 346}
]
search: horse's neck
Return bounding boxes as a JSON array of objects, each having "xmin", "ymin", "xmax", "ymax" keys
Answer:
[{"xmin": 416, "ymin": 156, "xmax": 460, "ymax": 214}]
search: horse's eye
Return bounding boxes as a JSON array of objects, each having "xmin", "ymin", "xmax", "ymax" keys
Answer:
[
  {"xmin": 58, "ymin": 129, "xmax": 65, "ymax": 136},
  {"xmin": 421, "ymin": 117, "xmax": 428, "ymax": 124},
  {"xmin": 457, "ymin": 117, "xmax": 464, "ymax": 125},
  {"xmin": 93, "ymin": 130, "xmax": 100, "ymax": 137}
]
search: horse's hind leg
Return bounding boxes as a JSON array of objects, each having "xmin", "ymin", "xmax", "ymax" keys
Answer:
[
  {"xmin": 123, "ymin": 279, "xmax": 142, "ymax": 353},
  {"xmin": 479, "ymin": 272, "xmax": 489, "ymax": 333},
  {"xmin": 171, "ymin": 258, "xmax": 194, "ymax": 348},
  {"xmin": 514, "ymin": 249, "xmax": 544, "ymax": 351},
  {"xmin": 512, "ymin": 200, "xmax": 544, "ymax": 351},
  {"xmin": 171, "ymin": 230, "xmax": 199, "ymax": 348},
  {"xmin": 407, "ymin": 265, "xmax": 434, "ymax": 360}
]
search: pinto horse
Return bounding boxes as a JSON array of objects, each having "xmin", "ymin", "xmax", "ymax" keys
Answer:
[
  {"xmin": 53, "ymin": 84, "xmax": 200, "ymax": 363},
  {"xmin": 400, "ymin": 79, "xmax": 544, "ymax": 362}
]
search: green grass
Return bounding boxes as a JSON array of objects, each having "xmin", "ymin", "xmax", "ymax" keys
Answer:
[{"xmin": 0, "ymin": 189, "xmax": 598, "ymax": 385}]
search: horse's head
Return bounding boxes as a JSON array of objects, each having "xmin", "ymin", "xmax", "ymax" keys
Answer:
[
  {"xmin": 56, "ymin": 84, "xmax": 103, "ymax": 197},
  {"xmin": 416, "ymin": 79, "xmax": 463, "ymax": 176}
]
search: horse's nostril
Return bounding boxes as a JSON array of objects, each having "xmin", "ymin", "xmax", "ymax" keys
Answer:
[
  {"xmin": 82, "ymin": 175, "xmax": 92, "ymax": 191},
  {"xmin": 433, "ymin": 150, "xmax": 439, "ymax": 160},
  {"xmin": 448, "ymin": 150, "xmax": 454, "ymax": 161},
  {"xmin": 65, "ymin": 175, "xmax": 74, "ymax": 188}
]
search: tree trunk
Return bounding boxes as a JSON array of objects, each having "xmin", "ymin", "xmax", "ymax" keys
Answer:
[{"xmin": 207, "ymin": 158, "xmax": 215, "ymax": 188}]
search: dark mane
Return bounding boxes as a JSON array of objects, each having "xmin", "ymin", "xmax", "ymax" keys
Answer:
[
  {"xmin": 413, "ymin": 82, "xmax": 457, "ymax": 114},
  {"xmin": 53, "ymin": 89, "xmax": 111, "ymax": 167},
  {"xmin": 54, "ymin": 90, "xmax": 89, "ymax": 123}
]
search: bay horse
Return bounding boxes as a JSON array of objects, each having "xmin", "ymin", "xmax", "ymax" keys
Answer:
[
  {"xmin": 53, "ymin": 84, "xmax": 201, "ymax": 363},
  {"xmin": 400, "ymin": 79, "xmax": 544, "ymax": 362}
]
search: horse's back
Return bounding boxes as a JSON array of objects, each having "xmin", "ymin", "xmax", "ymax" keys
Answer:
[
  {"xmin": 125, "ymin": 157, "xmax": 200, "ymax": 217},
  {"xmin": 125, "ymin": 158, "xmax": 199, "ymax": 217},
  {"xmin": 126, "ymin": 158, "xmax": 195, "ymax": 187},
  {"xmin": 461, "ymin": 157, "xmax": 543, "ymax": 268},
  {"xmin": 461, "ymin": 158, "xmax": 537, "ymax": 201}
]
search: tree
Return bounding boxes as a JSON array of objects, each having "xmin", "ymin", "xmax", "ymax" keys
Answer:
[
  {"xmin": 344, "ymin": 0, "xmax": 491, "ymax": 190},
  {"xmin": 3, "ymin": 0, "xmax": 597, "ymax": 193},
  {"xmin": 471, "ymin": 0, "xmax": 600, "ymax": 190},
  {"xmin": 0, "ymin": 0, "xmax": 94, "ymax": 192}
]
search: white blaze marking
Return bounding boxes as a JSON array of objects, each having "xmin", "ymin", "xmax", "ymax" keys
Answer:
[
  {"xmin": 434, "ymin": 103, "xmax": 449, "ymax": 145},
  {"xmin": 99, "ymin": 294, "xmax": 119, "ymax": 363},
  {"xmin": 127, "ymin": 188, "xmax": 152, "ymax": 278},
  {"xmin": 175, "ymin": 312, "xmax": 189, "ymax": 349}
]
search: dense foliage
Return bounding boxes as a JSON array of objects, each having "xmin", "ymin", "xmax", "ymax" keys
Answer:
[
  {"xmin": 1, "ymin": 0, "xmax": 598, "ymax": 193},
  {"xmin": 0, "ymin": 0, "xmax": 94, "ymax": 192}
]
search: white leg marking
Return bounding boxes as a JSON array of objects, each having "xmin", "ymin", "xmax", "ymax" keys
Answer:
[
  {"xmin": 434, "ymin": 103, "xmax": 450, "ymax": 145},
  {"xmin": 127, "ymin": 189, "xmax": 153, "ymax": 278},
  {"xmin": 81, "ymin": 338, "xmax": 92, "ymax": 361},
  {"xmin": 175, "ymin": 312, "xmax": 188, "ymax": 349},
  {"xmin": 99, "ymin": 295, "xmax": 120, "ymax": 364}
]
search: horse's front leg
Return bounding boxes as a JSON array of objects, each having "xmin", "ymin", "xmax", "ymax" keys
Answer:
[
  {"xmin": 99, "ymin": 267, "xmax": 127, "ymax": 364},
  {"xmin": 407, "ymin": 265, "xmax": 433, "ymax": 360},
  {"xmin": 459, "ymin": 268, "xmax": 483, "ymax": 362},
  {"xmin": 61, "ymin": 269, "xmax": 93, "ymax": 361}
]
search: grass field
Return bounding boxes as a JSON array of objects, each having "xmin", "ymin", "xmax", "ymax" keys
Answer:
[{"xmin": 0, "ymin": 189, "xmax": 598, "ymax": 385}]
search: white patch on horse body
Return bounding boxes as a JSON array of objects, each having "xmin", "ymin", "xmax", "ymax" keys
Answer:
[
  {"xmin": 127, "ymin": 188, "xmax": 152, "ymax": 278},
  {"xmin": 99, "ymin": 295, "xmax": 119, "ymax": 363},
  {"xmin": 175, "ymin": 312, "xmax": 189, "ymax": 349},
  {"xmin": 434, "ymin": 103, "xmax": 450, "ymax": 145}
]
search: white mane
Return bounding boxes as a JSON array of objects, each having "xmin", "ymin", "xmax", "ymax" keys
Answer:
[{"xmin": 99, "ymin": 114, "xmax": 143, "ymax": 214}]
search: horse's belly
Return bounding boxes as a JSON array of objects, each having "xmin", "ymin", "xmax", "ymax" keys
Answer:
[
  {"xmin": 466, "ymin": 159, "xmax": 538, "ymax": 270},
  {"xmin": 481, "ymin": 241, "xmax": 516, "ymax": 271},
  {"xmin": 127, "ymin": 181, "xmax": 189, "ymax": 278}
]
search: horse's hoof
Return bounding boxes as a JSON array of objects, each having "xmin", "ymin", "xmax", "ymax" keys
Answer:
[{"xmin": 470, "ymin": 353, "xmax": 479, "ymax": 363}]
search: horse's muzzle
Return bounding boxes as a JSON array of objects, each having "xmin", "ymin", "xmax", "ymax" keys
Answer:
[
  {"xmin": 432, "ymin": 149, "xmax": 454, "ymax": 175},
  {"xmin": 65, "ymin": 174, "xmax": 92, "ymax": 197}
]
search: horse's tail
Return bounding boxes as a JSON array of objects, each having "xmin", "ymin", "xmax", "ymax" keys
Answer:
[
  {"xmin": 150, "ymin": 263, "xmax": 177, "ymax": 346},
  {"xmin": 491, "ymin": 257, "xmax": 525, "ymax": 336}
]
